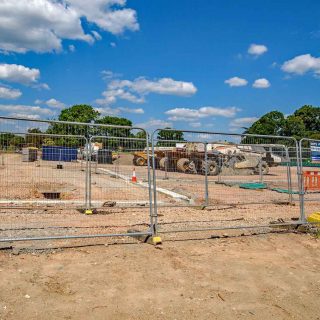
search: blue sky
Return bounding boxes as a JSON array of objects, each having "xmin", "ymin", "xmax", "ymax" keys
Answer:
[{"xmin": 0, "ymin": 0, "xmax": 320, "ymax": 132}]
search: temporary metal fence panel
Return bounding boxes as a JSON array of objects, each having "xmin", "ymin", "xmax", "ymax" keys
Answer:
[
  {"xmin": 151, "ymin": 129, "xmax": 303, "ymax": 235},
  {"xmin": 151, "ymin": 130, "xmax": 208, "ymax": 208},
  {"xmin": 299, "ymin": 138, "xmax": 320, "ymax": 222},
  {"xmin": 0, "ymin": 116, "xmax": 152, "ymax": 243}
]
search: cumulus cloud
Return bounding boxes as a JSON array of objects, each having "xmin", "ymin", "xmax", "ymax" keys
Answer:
[
  {"xmin": 189, "ymin": 122, "xmax": 202, "ymax": 128},
  {"xmin": 101, "ymin": 70, "xmax": 121, "ymax": 80},
  {"xmin": 165, "ymin": 106, "xmax": 240, "ymax": 121},
  {"xmin": 0, "ymin": 104, "xmax": 54, "ymax": 119},
  {"xmin": 91, "ymin": 31, "xmax": 102, "ymax": 41},
  {"xmin": 224, "ymin": 77, "xmax": 248, "ymax": 87},
  {"xmin": 0, "ymin": 86, "xmax": 22, "ymax": 99},
  {"xmin": 229, "ymin": 117, "xmax": 258, "ymax": 130},
  {"xmin": 97, "ymin": 77, "xmax": 197, "ymax": 105},
  {"xmin": 252, "ymin": 78, "xmax": 270, "ymax": 89},
  {"xmin": 0, "ymin": 0, "xmax": 139, "ymax": 53},
  {"xmin": 96, "ymin": 106, "xmax": 144, "ymax": 116},
  {"xmin": 67, "ymin": 0, "xmax": 139, "ymax": 34},
  {"xmin": 135, "ymin": 119, "xmax": 173, "ymax": 130},
  {"xmin": 281, "ymin": 54, "xmax": 320, "ymax": 76},
  {"xmin": 248, "ymin": 44, "xmax": 268, "ymax": 56},
  {"xmin": 0, "ymin": 64, "xmax": 40, "ymax": 85},
  {"xmin": 45, "ymin": 98, "xmax": 67, "ymax": 109}
]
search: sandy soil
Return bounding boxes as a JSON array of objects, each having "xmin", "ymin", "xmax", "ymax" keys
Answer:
[{"xmin": 0, "ymin": 233, "xmax": 319, "ymax": 320}]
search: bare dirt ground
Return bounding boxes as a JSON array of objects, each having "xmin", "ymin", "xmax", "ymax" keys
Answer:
[
  {"xmin": 0, "ymin": 153, "xmax": 320, "ymax": 319},
  {"xmin": 0, "ymin": 232, "xmax": 319, "ymax": 320}
]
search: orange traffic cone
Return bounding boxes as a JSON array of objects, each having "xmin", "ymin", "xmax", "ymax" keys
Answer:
[{"xmin": 131, "ymin": 168, "xmax": 137, "ymax": 183}]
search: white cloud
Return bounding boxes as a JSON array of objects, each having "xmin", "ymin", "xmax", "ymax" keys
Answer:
[
  {"xmin": 229, "ymin": 117, "xmax": 258, "ymax": 130},
  {"xmin": 135, "ymin": 119, "xmax": 173, "ymax": 130},
  {"xmin": 118, "ymin": 107, "xmax": 144, "ymax": 114},
  {"xmin": 12, "ymin": 113, "xmax": 41, "ymax": 120},
  {"xmin": 45, "ymin": 98, "xmax": 67, "ymax": 109},
  {"xmin": 0, "ymin": 104, "xmax": 54, "ymax": 118},
  {"xmin": 97, "ymin": 76, "xmax": 197, "ymax": 105},
  {"xmin": 96, "ymin": 106, "xmax": 144, "ymax": 116},
  {"xmin": 0, "ymin": 64, "xmax": 40, "ymax": 85},
  {"xmin": 69, "ymin": 44, "xmax": 76, "ymax": 52},
  {"xmin": 189, "ymin": 122, "xmax": 202, "ymax": 128},
  {"xmin": 165, "ymin": 106, "xmax": 240, "ymax": 121},
  {"xmin": 101, "ymin": 70, "xmax": 121, "ymax": 80},
  {"xmin": 0, "ymin": 86, "xmax": 22, "ymax": 99},
  {"xmin": 91, "ymin": 31, "xmax": 102, "ymax": 41},
  {"xmin": 0, "ymin": 0, "xmax": 139, "ymax": 54},
  {"xmin": 252, "ymin": 78, "xmax": 270, "ymax": 89},
  {"xmin": 248, "ymin": 44, "xmax": 268, "ymax": 56},
  {"xmin": 281, "ymin": 54, "xmax": 320, "ymax": 75},
  {"xmin": 224, "ymin": 77, "xmax": 248, "ymax": 87},
  {"xmin": 110, "ymin": 42, "xmax": 117, "ymax": 47},
  {"xmin": 67, "ymin": 0, "xmax": 139, "ymax": 34}
]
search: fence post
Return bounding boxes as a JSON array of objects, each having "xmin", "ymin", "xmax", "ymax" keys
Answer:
[
  {"xmin": 85, "ymin": 138, "xmax": 89, "ymax": 210},
  {"xmin": 145, "ymin": 132, "xmax": 154, "ymax": 236},
  {"xmin": 297, "ymin": 139, "xmax": 306, "ymax": 223},
  {"xmin": 259, "ymin": 155, "xmax": 263, "ymax": 184},
  {"xmin": 88, "ymin": 137, "xmax": 93, "ymax": 211},
  {"xmin": 151, "ymin": 130, "xmax": 158, "ymax": 236},
  {"xmin": 204, "ymin": 142, "xmax": 209, "ymax": 207},
  {"xmin": 285, "ymin": 146, "xmax": 293, "ymax": 204}
]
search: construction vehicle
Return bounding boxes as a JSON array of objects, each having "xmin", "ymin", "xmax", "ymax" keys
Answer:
[
  {"xmin": 132, "ymin": 147, "xmax": 172, "ymax": 167},
  {"xmin": 132, "ymin": 151, "xmax": 148, "ymax": 166},
  {"xmin": 133, "ymin": 143, "xmax": 282, "ymax": 176}
]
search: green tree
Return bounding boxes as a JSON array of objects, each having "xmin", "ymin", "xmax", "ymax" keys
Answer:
[
  {"xmin": 245, "ymin": 111, "xmax": 285, "ymax": 136},
  {"xmin": 25, "ymin": 128, "xmax": 43, "ymax": 148},
  {"xmin": 0, "ymin": 133, "xmax": 15, "ymax": 149},
  {"xmin": 9, "ymin": 135, "xmax": 25, "ymax": 149},
  {"xmin": 157, "ymin": 128, "xmax": 184, "ymax": 146},
  {"xmin": 58, "ymin": 104, "xmax": 100, "ymax": 123},
  {"xmin": 95, "ymin": 116, "xmax": 133, "ymax": 150},
  {"xmin": 293, "ymin": 105, "xmax": 320, "ymax": 133},
  {"xmin": 282, "ymin": 115, "xmax": 306, "ymax": 139},
  {"xmin": 47, "ymin": 104, "xmax": 100, "ymax": 138}
]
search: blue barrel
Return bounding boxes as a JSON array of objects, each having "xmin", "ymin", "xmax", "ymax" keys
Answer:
[{"xmin": 42, "ymin": 146, "xmax": 78, "ymax": 162}]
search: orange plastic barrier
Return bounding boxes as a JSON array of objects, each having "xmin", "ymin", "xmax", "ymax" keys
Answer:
[{"xmin": 304, "ymin": 171, "xmax": 320, "ymax": 191}]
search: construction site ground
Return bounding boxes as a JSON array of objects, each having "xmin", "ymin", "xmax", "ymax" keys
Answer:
[
  {"xmin": 0, "ymin": 154, "xmax": 320, "ymax": 319},
  {"xmin": 0, "ymin": 232, "xmax": 319, "ymax": 320}
]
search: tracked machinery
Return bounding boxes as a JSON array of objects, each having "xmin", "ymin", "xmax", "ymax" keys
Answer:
[
  {"xmin": 133, "ymin": 142, "xmax": 282, "ymax": 176},
  {"xmin": 167, "ymin": 143, "xmax": 282, "ymax": 175}
]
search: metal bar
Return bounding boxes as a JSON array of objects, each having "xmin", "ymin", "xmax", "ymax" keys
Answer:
[
  {"xmin": 158, "ymin": 222, "xmax": 305, "ymax": 234},
  {"xmin": 297, "ymin": 139, "xmax": 306, "ymax": 222},
  {"xmin": 0, "ymin": 116, "xmax": 146, "ymax": 131},
  {"xmin": 151, "ymin": 130, "xmax": 159, "ymax": 235},
  {"xmin": 285, "ymin": 146, "xmax": 293, "ymax": 204},
  {"xmin": 0, "ymin": 132, "xmax": 86, "ymax": 139},
  {"xmin": 152, "ymin": 127, "xmax": 298, "ymax": 142},
  {"xmin": 85, "ymin": 137, "xmax": 90, "ymax": 210},
  {"xmin": 204, "ymin": 142, "xmax": 209, "ymax": 206},
  {"xmin": 0, "ymin": 231, "xmax": 152, "ymax": 243},
  {"xmin": 145, "ymin": 131, "xmax": 154, "ymax": 235}
]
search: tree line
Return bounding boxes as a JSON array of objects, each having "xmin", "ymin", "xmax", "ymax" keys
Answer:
[
  {"xmin": 244, "ymin": 105, "xmax": 320, "ymax": 140},
  {"xmin": 0, "ymin": 104, "xmax": 183, "ymax": 150}
]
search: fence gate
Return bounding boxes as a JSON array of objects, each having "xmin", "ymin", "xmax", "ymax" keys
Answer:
[
  {"xmin": 0, "ymin": 117, "xmax": 153, "ymax": 244},
  {"xmin": 151, "ymin": 129, "xmax": 303, "ymax": 236}
]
